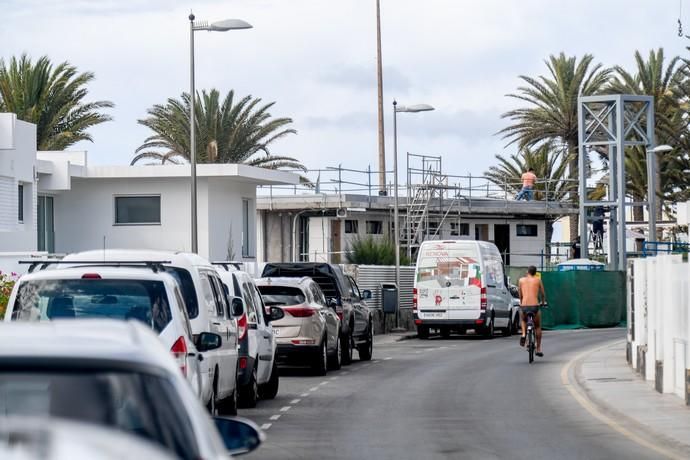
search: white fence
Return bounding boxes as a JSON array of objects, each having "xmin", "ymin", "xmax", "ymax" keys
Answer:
[{"xmin": 629, "ymin": 255, "xmax": 690, "ymax": 402}]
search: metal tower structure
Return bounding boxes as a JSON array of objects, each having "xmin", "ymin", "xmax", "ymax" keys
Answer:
[{"xmin": 577, "ymin": 95, "xmax": 656, "ymax": 270}]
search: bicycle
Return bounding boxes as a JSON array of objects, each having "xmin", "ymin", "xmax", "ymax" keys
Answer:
[{"xmin": 524, "ymin": 304, "xmax": 547, "ymax": 364}]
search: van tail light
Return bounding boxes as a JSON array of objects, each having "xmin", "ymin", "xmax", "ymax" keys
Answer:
[
  {"xmin": 480, "ymin": 287, "xmax": 487, "ymax": 310},
  {"xmin": 237, "ymin": 314, "xmax": 248, "ymax": 341},
  {"xmin": 412, "ymin": 288, "xmax": 418, "ymax": 312},
  {"xmin": 239, "ymin": 357, "xmax": 248, "ymax": 369},
  {"xmin": 170, "ymin": 336, "xmax": 188, "ymax": 377},
  {"xmin": 283, "ymin": 306, "xmax": 316, "ymax": 318}
]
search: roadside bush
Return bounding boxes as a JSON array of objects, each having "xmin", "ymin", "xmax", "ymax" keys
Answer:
[
  {"xmin": 345, "ymin": 236, "xmax": 411, "ymax": 266},
  {"xmin": 0, "ymin": 271, "xmax": 18, "ymax": 318}
]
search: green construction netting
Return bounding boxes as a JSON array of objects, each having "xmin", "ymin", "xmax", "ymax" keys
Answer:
[{"xmin": 540, "ymin": 271, "xmax": 626, "ymax": 330}]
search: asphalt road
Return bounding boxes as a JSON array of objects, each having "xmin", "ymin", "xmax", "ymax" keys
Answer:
[{"xmin": 244, "ymin": 329, "xmax": 665, "ymax": 460}]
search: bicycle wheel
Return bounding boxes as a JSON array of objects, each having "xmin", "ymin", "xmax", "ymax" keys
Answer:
[{"xmin": 528, "ymin": 330, "xmax": 535, "ymax": 363}]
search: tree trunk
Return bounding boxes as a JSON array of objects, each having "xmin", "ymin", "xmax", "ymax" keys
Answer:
[
  {"xmin": 632, "ymin": 193, "xmax": 644, "ymax": 222},
  {"xmin": 545, "ymin": 218, "xmax": 554, "ymax": 267},
  {"xmin": 568, "ymin": 140, "xmax": 579, "ymax": 243}
]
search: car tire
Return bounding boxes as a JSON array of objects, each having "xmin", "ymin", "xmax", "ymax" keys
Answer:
[
  {"xmin": 357, "ymin": 323, "xmax": 373, "ymax": 361},
  {"xmin": 512, "ymin": 312, "xmax": 521, "ymax": 334},
  {"xmin": 239, "ymin": 365, "xmax": 258, "ymax": 408},
  {"xmin": 217, "ymin": 387, "xmax": 238, "ymax": 416},
  {"xmin": 312, "ymin": 337, "xmax": 328, "ymax": 376},
  {"xmin": 503, "ymin": 316, "xmax": 513, "ymax": 337},
  {"xmin": 482, "ymin": 315, "xmax": 495, "ymax": 338},
  {"xmin": 259, "ymin": 360, "xmax": 280, "ymax": 400},
  {"xmin": 328, "ymin": 334, "xmax": 342, "ymax": 370},
  {"xmin": 440, "ymin": 327, "xmax": 451, "ymax": 339},
  {"xmin": 341, "ymin": 330, "xmax": 354, "ymax": 365},
  {"xmin": 417, "ymin": 325, "xmax": 430, "ymax": 340},
  {"xmin": 206, "ymin": 385, "xmax": 217, "ymax": 416}
]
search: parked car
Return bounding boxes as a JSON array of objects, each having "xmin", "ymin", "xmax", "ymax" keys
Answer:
[
  {"xmin": 0, "ymin": 320, "xmax": 264, "ymax": 459},
  {"xmin": 413, "ymin": 240, "xmax": 513, "ymax": 339},
  {"xmin": 60, "ymin": 250, "xmax": 242, "ymax": 414},
  {"xmin": 4, "ymin": 264, "xmax": 205, "ymax": 400},
  {"xmin": 261, "ymin": 263, "xmax": 374, "ymax": 363},
  {"xmin": 215, "ymin": 263, "xmax": 283, "ymax": 408},
  {"xmin": 256, "ymin": 276, "xmax": 342, "ymax": 374},
  {"xmin": 0, "ymin": 416, "xmax": 177, "ymax": 460},
  {"xmin": 509, "ymin": 284, "xmax": 521, "ymax": 335}
]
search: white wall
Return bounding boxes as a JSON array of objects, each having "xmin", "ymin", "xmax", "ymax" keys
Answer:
[
  {"xmin": 307, "ymin": 216, "xmax": 330, "ymax": 262},
  {"xmin": 0, "ymin": 115, "xmax": 38, "ymax": 252},
  {"xmin": 207, "ymin": 177, "xmax": 257, "ymax": 262}
]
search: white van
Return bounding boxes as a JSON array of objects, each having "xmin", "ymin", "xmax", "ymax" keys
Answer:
[{"xmin": 413, "ymin": 240, "xmax": 513, "ymax": 339}]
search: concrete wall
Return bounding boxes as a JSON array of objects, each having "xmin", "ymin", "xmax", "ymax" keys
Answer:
[
  {"xmin": 257, "ymin": 211, "xmax": 294, "ymax": 262},
  {"xmin": 53, "ymin": 176, "xmax": 255, "ymax": 261},
  {"xmin": 0, "ymin": 115, "xmax": 38, "ymax": 252},
  {"xmin": 207, "ymin": 177, "xmax": 257, "ymax": 262}
]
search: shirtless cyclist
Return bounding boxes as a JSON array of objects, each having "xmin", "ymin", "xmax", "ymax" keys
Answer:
[{"xmin": 518, "ymin": 266, "xmax": 546, "ymax": 357}]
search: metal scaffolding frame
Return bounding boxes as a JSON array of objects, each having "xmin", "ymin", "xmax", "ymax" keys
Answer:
[{"xmin": 577, "ymin": 94, "xmax": 655, "ymax": 270}]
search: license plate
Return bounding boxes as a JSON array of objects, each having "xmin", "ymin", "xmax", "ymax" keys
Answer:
[
  {"xmin": 425, "ymin": 312, "xmax": 444, "ymax": 319},
  {"xmin": 272, "ymin": 328, "xmax": 280, "ymax": 336}
]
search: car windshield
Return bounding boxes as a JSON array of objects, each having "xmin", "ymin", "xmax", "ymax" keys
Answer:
[
  {"xmin": 257, "ymin": 285, "xmax": 306, "ymax": 306},
  {"xmin": 11, "ymin": 279, "xmax": 173, "ymax": 333},
  {"xmin": 0, "ymin": 367, "xmax": 199, "ymax": 460}
]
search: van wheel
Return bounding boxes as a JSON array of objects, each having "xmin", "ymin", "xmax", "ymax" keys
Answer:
[
  {"xmin": 357, "ymin": 323, "xmax": 373, "ymax": 361},
  {"xmin": 341, "ymin": 331, "xmax": 354, "ymax": 365},
  {"xmin": 482, "ymin": 316, "xmax": 495, "ymax": 338},
  {"xmin": 503, "ymin": 317, "xmax": 513, "ymax": 337},
  {"xmin": 312, "ymin": 337, "xmax": 328, "ymax": 376},
  {"xmin": 259, "ymin": 360, "xmax": 279, "ymax": 400},
  {"xmin": 239, "ymin": 366, "xmax": 258, "ymax": 408},
  {"xmin": 217, "ymin": 366, "xmax": 238, "ymax": 415},
  {"xmin": 512, "ymin": 312, "xmax": 521, "ymax": 334},
  {"xmin": 417, "ymin": 325, "xmax": 429, "ymax": 340},
  {"xmin": 440, "ymin": 327, "xmax": 451, "ymax": 339}
]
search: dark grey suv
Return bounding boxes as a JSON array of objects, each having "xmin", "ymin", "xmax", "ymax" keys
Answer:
[{"xmin": 261, "ymin": 263, "xmax": 374, "ymax": 364}]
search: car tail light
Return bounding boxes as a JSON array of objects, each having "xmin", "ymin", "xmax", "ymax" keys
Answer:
[
  {"xmin": 283, "ymin": 306, "xmax": 316, "ymax": 318},
  {"xmin": 81, "ymin": 273, "xmax": 101, "ymax": 279},
  {"xmin": 170, "ymin": 336, "xmax": 188, "ymax": 377},
  {"xmin": 475, "ymin": 319, "xmax": 485, "ymax": 325},
  {"xmin": 480, "ymin": 287, "xmax": 487, "ymax": 310},
  {"xmin": 412, "ymin": 288, "xmax": 418, "ymax": 312},
  {"xmin": 291, "ymin": 339, "xmax": 316, "ymax": 345},
  {"xmin": 237, "ymin": 314, "xmax": 248, "ymax": 341},
  {"xmin": 414, "ymin": 319, "xmax": 422, "ymax": 325},
  {"xmin": 239, "ymin": 357, "xmax": 248, "ymax": 369}
]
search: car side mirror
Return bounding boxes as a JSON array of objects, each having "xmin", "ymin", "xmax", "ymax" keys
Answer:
[
  {"xmin": 361, "ymin": 289, "xmax": 372, "ymax": 300},
  {"xmin": 230, "ymin": 297, "xmax": 244, "ymax": 317},
  {"xmin": 266, "ymin": 306, "xmax": 284, "ymax": 323},
  {"xmin": 196, "ymin": 332, "xmax": 222, "ymax": 352},
  {"xmin": 328, "ymin": 298, "xmax": 338, "ymax": 309},
  {"xmin": 213, "ymin": 416, "xmax": 264, "ymax": 456}
]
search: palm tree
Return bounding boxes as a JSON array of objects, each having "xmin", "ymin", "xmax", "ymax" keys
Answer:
[
  {"xmin": 132, "ymin": 89, "xmax": 304, "ymax": 171},
  {"xmin": 499, "ymin": 53, "xmax": 612, "ymax": 242},
  {"xmin": 0, "ymin": 54, "xmax": 113, "ymax": 150},
  {"xmin": 485, "ymin": 143, "xmax": 577, "ymax": 250},
  {"xmin": 608, "ymin": 49, "xmax": 683, "ymax": 223}
]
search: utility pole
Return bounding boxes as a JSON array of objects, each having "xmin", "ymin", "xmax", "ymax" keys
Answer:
[{"xmin": 376, "ymin": 0, "xmax": 386, "ymax": 194}]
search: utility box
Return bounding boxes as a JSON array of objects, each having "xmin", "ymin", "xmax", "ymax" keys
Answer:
[{"xmin": 381, "ymin": 283, "xmax": 398, "ymax": 314}]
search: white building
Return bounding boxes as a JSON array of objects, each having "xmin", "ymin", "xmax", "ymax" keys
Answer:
[{"xmin": 0, "ymin": 113, "xmax": 299, "ymax": 269}]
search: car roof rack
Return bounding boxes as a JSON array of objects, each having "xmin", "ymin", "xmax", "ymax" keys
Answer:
[
  {"xmin": 211, "ymin": 261, "xmax": 244, "ymax": 271},
  {"xmin": 18, "ymin": 260, "xmax": 172, "ymax": 274}
]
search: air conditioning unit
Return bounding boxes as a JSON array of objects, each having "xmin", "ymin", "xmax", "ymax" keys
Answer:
[{"xmin": 336, "ymin": 208, "xmax": 348, "ymax": 219}]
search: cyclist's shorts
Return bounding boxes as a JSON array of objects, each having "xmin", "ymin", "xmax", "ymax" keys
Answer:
[{"xmin": 520, "ymin": 306, "xmax": 540, "ymax": 316}]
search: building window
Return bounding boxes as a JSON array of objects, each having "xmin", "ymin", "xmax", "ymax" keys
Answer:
[
  {"xmin": 17, "ymin": 184, "xmax": 24, "ymax": 222},
  {"xmin": 114, "ymin": 196, "xmax": 161, "ymax": 225},
  {"xmin": 345, "ymin": 220, "xmax": 359, "ymax": 234},
  {"xmin": 459, "ymin": 223, "xmax": 470, "ymax": 236},
  {"xmin": 516, "ymin": 224, "xmax": 538, "ymax": 237},
  {"xmin": 242, "ymin": 199, "xmax": 252, "ymax": 257},
  {"xmin": 366, "ymin": 220, "xmax": 383, "ymax": 234}
]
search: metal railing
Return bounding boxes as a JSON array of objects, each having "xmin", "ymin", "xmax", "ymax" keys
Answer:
[{"xmin": 642, "ymin": 241, "xmax": 690, "ymax": 257}]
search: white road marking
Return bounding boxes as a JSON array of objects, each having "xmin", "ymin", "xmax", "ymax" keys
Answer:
[
  {"xmin": 309, "ymin": 387, "xmax": 319, "ymax": 392},
  {"xmin": 300, "ymin": 393, "xmax": 309, "ymax": 397},
  {"xmin": 269, "ymin": 414, "xmax": 281, "ymax": 421},
  {"xmin": 261, "ymin": 423, "xmax": 272, "ymax": 430},
  {"xmin": 280, "ymin": 406, "xmax": 292, "ymax": 412},
  {"xmin": 319, "ymin": 381, "xmax": 329, "ymax": 386},
  {"xmin": 384, "ymin": 357, "xmax": 392, "ymax": 360},
  {"xmin": 290, "ymin": 399, "xmax": 301, "ymax": 404},
  {"xmin": 329, "ymin": 376, "xmax": 338, "ymax": 380}
]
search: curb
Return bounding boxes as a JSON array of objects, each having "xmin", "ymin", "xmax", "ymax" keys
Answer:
[{"xmin": 563, "ymin": 340, "xmax": 690, "ymax": 460}]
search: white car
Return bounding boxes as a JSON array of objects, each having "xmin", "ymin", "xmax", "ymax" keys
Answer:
[
  {"xmin": 215, "ymin": 264, "xmax": 283, "ymax": 408},
  {"xmin": 4, "ymin": 264, "xmax": 205, "ymax": 400},
  {"xmin": 61, "ymin": 250, "xmax": 242, "ymax": 415},
  {"xmin": 0, "ymin": 320, "xmax": 264, "ymax": 459}
]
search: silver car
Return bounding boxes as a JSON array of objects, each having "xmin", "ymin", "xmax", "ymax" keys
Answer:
[{"xmin": 256, "ymin": 277, "xmax": 342, "ymax": 375}]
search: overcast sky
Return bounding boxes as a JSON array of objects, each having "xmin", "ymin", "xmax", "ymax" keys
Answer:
[{"xmin": 3, "ymin": 0, "xmax": 689, "ymax": 182}]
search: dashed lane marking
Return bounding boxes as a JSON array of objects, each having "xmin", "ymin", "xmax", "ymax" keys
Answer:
[
  {"xmin": 384, "ymin": 357, "xmax": 392, "ymax": 360},
  {"xmin": 269, "ymin": 414, "xmax": 281, "ymax": 421},
  {"xmin": 300, "ymin": 393, "xmax": 309, "ymax": 397},
  {"xmin": 261, "ymin": 423, "xmax": 272, "ymax": 430},
  {"xmin": 309, "ymin": 387, "xmax": 319, "ymax": 392},
  {"xmin": 290, "ymin": 399, "xmax": 301, "ymax": 404},
  {"xmin": 280, "ymin": 406, "xmax": 292, "ymax": 412},
  {"xmin": 329, "ymin": 376, "xmax": 339, "ymax": 380}
]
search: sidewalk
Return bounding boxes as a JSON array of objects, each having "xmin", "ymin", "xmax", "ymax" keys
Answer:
[
  {"xmin": 574, "ymin": 340, "xmax": 690, "ymax": 457},
  {"xmin": 373, "ymin": 331, "xmax": 417, "ymax": 346}
]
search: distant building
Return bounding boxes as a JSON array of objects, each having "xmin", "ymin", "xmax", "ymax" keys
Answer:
[{"xmin": 0, "ymin": 113, "xmax": 299, "ymax": 270}]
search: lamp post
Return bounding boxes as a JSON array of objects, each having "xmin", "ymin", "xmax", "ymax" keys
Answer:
[
  {"xmin": 189, "ymin": 13, "xmax": 252, "ymax": 253},
  {"xmin": 645, "ymin": 144, "xmax": 673, "ymax": 246},
  {"xmin": 392, "ymin": 100, "xmax": 434, "ymax": 331}
]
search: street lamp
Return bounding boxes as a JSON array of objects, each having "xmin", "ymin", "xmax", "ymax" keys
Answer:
[
  {"xmin": 392, "ymin": 100, "xmax": 434, "ymax": 331},
  {"xmin": 645, "ymin": 144, "xmax": 673, "ymax": 245},
  {"xmin": 189, "ymin": 13, "xmax": 252, "ymax": 254}
]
